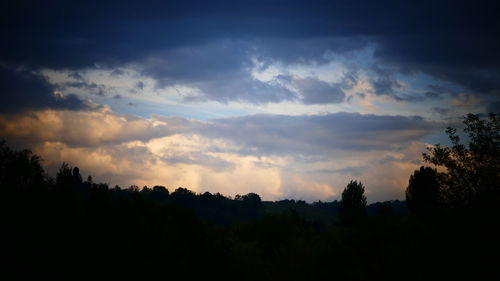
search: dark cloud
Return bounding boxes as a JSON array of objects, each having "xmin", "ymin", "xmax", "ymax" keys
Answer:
[
  {"xmin": 135, "ymin": 81, "xmax": 145, "ymax": 90},
  {"xmin": 141, "ymin": 39, "xmax": 250, "ymax": 83},
  {"xmin": 0, "ymin": 65, "xmax": 89, "ymax": 113},
  {"xmin": 426, "ymin": 84, "xmax": 454, "ymax": 96},
  {"xmin": 394, "ymin": 84, "xmax": 451, "ymax": 102},
  {"xmin": 253, "ymin": 37, "xmax": 368, "ymax": 66},
  {"xmin": 61, "ymin": 81, "xmax": 106, "ymax": 96},
  {"xmin": 433, "ymin": 107, "xmax": 450, "ymax": 115},
  {"xmin": 424, "ymin": 92, "xmax": 442, "ymax": 100},
  {"xmin": 368, "ymin": 64, "xmax": 406, "ymax": 100},
  {"xmin": 0, "ymin": 1, "xmax": 370, "ymax": 69},
  {"xmin": 186, "ymin": 77, "xmax": 297, "ymax": 104},
  {"xmin": 68, "ymin": 72, "xmax": 85, "ymax": 81},
  {"xmin": 110, "ymin": 69, "xmax": 125, "ymax": 77},
  {"xmin": 314, "ymin": 166, "xmax": 366, "ymax": 176},
  {"xmin": 372, "ymin": 78, "xmax": 402, "ymax": 97},
  {"xmin": 136, "ymin": 40, "xmax": 299, "ymax": 104},
  {"xmin": 295, "ymin": 77, "xmax": 346, "ymax": 104},
  {"xmin": 276, "ymin": 74, "xmax": 348, "ymax": 105},
  {"xmin": 432, "ymin": 68, "xmax": 500, "ymax": 95},
  {"xmin": 371, "ymin": 8, "xmax": 500, "ymax": 95},
  {"xmin": 195, "ymin": 112, "xmax": 436, "ymax": 155},
  {"xmin": 487, "ymin": 101, "xmax": 500, "ymax": 114},
  {"xmin": 1, "ymin": 0, "xmax": 499, "ymax": 104}
]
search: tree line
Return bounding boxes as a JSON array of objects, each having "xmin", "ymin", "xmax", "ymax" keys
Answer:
[{"xmin": 0, "ymin": 113, "xmax": 498, "ymax": 280}]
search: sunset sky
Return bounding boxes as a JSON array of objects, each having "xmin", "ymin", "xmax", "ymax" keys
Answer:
[{"xmin": 1, "ymin": 0, "xmax": 499, "ymax": 202}]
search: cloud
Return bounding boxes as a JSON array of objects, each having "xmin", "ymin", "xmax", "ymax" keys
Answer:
[
  {"xmin": 0, "ymin": 1, "xmax": 372, "ymax": 69},
  {"xmin": 185, "ymin": 76, "xmax": 298, "ymax": 104},
  {"xmin": 375, "ymin": 33, "xmax": 500, "ymax": 95},
  {"xmin": 196, "ymin": 112, "xmax": 436, "ymax": 155},
  {"xmin": 433, "ymin": 107, "xmax": 450, "ymax": 115},
  {"xmin": 60, "ymin": 81, "xmax": 106, "ymax": 96},
  {"xmin": 372, "ymin": 78, "xmax": 402, "ymax": 98},
  {"xmin": 424, "ymin": 92, "xmax": 443, "ymax": 100},
  {"xmin": 1, "ymin": 106, "xmax": 437, "ymax": 157},
  {"xmin": 0, "ymin": 106, "xmax": 435, "ymax": 202},
  {"xmin": 296, "ymin": 77, "xmax": 345, "ymax": 104},
  {"xmin": 0, "ymin": 1, "xmax": 500, "ymax": 103},
  {"xmin": 0, "ymin": 108, "xmax": 185, "ymax": 148},
  {"xmin": 0, "ymin": 65, "xmax": 90, "ymax": 113},
  {"xmin": 487, "ymin": 101, "xmax": 500, "ymax": 114},
  {"xmin": 131, "ymin": 40, "xmax": 300, "ymax": 104},
  {"xmin": 276, "ymin": 74, "xmax": 348, "ymax": 105},
  {"xmin": 32, "ymin": 137, "xmax": 287, "ymax": 200},
  {"xmin": 2, "ymin": 1, "xmax": 498, "ymax": 108},
  {"xmin": 29, "ymin": 127, "xmax": 428, "ymax": 203},
  {"xmin": 252, "ymin": 37, "xmax": 368, "ymax": 66}
]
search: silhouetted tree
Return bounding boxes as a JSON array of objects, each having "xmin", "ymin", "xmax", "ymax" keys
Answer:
[
  {"xmin": 171, "ymin": 187, "xmax": 196, "ymax": 206},
  {"xmin": 236, "ymin": 193, "xmax": 262, "ymax": 205},
  {"xmin": 0, "ymin": 140, "xmax": 47, "ymax": 194},
  {"xmin": 72, "ymin": 166, "xmax": 82, "ymax": 184},
  {"xmin": 55, "ymin": 162, "xmax": 75, "ymax": 193},
  {"xmin": 405, "ymin": 166, "xmax": 442, "ymax": 219},
  {"xmin": 128, "ymin": 185, "xmax": 140, "ymax": 192},
  {"xmin": 85, "ymin": 175, "xmax": 93, "ymax": 189},
  {"xmin": 147, "ymin": 185, "xmax": 169, "ymax": 203},
  {"xmin": 340, "ymin": 180, "xmax": 367, "ymax": 225},
  {"xmin": 237, "ymin": 193, "xmax": 262, "ymax": 218},
  {"xmin": 423, "ymin": 113, "xmax": 500, "ymax": 208},
  {"xmin": 172, "ymin": 187, "xmax": 195, "ymax": 196},
  {"xmin": 152, "ymin": 185, "xmax": 169, "ymax": 195}
]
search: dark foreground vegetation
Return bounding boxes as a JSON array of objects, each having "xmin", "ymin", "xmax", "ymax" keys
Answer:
[{"xmin": 1, "ymin": 114, "xmax": 499, "ymax": 280}]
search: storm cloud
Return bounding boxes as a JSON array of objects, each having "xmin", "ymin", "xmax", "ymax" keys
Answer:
[
  {"xmin": 2, "ymin": 1, "xmax": 498, "ymax": 105},
  {"xmin": 0, "ymin": 66, "xmax": 89, "ymax": 113}
]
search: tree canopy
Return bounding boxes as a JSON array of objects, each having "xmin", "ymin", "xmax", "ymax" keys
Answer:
[
  {"xmin": 340, "ymin": 180, "xmax": 367, "ymax": 225},
  {"xmin": 423, "ymin": 113, "xmax": 500, "ymax": 208},
  {"xmin": 405, "ymin": 166, "xmax": 441, "ymax": 218}
]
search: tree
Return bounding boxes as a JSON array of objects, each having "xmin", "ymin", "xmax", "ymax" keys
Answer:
[
  {"xmin": 56, "ymin": 162, "xmax": 73, "ymax": 189},
  {"xmin": 340, "ymin": 180, "xmax": 367, "ymax": 225},
  {"xmin": 405, "ymin": 166, "xmax": 442, "ymax": 218},
  {"xmin": 0, "ymin": 140, "xmax": 47, "ymax": 195},
  {"xmin": 423, "ymin": 113, "xmax": 500, "ymax": 208},
  {"xmin": 72, "ymin": 166, "xmax": 82, "ymax": 184},
  {"xmin": 236, "ymin": 193, "xmax": 262, "ymax": 204},
  {"xmin": 152, "ymin": 185, "xmax": 169, "ymax": 195},
  {"xmin": 238, "ymin": 193, "xmax": 262, "ymax": 217}
]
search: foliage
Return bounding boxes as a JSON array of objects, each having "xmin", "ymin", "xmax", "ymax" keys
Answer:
[
  {"xmin": 423, "ymin": 113, "xmax": 500, "ymax": 208},
  {"xmin": 0, "ymin": 140, "xmax": 47, "ymax": 193},
  {"xmin": 405, "ymin": 166, "xmax": 442, "ymax": 218},
  {"xmin": 340, "ymin": 180, "xmax": 367, "ymax": 225}
]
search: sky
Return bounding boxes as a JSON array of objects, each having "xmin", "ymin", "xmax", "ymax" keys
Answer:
[{"xmin": 1, "ymin": 0, "xmax": 499, "ymax": 202}]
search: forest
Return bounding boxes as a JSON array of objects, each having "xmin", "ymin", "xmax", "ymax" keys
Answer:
[{"xmin": 1, "ymin": 113, "xmax": 499, "ymax": 280}]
